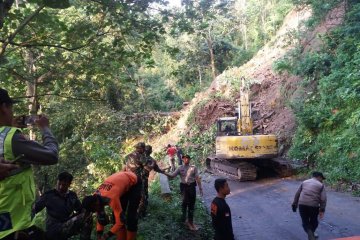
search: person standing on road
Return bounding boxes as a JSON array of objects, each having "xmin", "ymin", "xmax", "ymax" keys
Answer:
[
  {"xmin": 165, "ymin": 154, "xmax": 203, "ymax": 231},
  {"xmin": 0, "ymin": 88, "xmax": 59, "ymax": 240},
  {"xmin": 211, "ymin": 178, "xmax": 234, "ymax": 240},
  {"xmin": 166, "ymin": 144, "xmax": 177, "ymax": 171},
  {"xmin": 292, "ymin": 171, "xmax": 327, "ymax": 240}
]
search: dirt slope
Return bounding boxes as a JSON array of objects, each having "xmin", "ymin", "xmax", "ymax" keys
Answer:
[
  {"xmin": 213, "ymin": 3, "xmax": 346, "ymax": 153},
  {"xmin": 151, "ymin": 3, "xmax": 346, "ymax": 155}
]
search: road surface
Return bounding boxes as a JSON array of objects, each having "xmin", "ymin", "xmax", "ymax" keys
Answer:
[{"xmin": 201, "ymin": 173, "xmax": 360, "ymax": 240}]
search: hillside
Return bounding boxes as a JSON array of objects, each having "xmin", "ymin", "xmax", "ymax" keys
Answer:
[{"xmin": 152, "ymin": 2, "xmax": 346, "ymax": 156}]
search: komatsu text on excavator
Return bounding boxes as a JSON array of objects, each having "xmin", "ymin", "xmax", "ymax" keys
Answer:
[{"xmin": 206, "ymin": 77, "xmax": 291, "ymax": 181}]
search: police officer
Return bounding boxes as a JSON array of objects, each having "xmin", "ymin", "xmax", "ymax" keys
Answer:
[
  {"xmin": 292, "ymin": 171, "xmax": 327, "ymax": 240},
  {"xmin": 0, "ymin": 88, "xmax": 59, "ymax": 240},
  {"xmin": 165, "ymin": 154, "xmax": 203, "ymax": 231}
]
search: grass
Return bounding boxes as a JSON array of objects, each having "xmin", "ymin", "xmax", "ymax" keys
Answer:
[{"xmin": 137, "ymin": 176, "xmax": 214, "ymax": 240}]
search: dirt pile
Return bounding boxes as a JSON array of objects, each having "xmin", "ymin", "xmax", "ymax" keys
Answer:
[
  {"xmin": 193, "ymin": 98, "xmax": 234, "ymax": 131},
  {"xmin": 248, "ymin": 2, "xmax": 346, "ymax": 152}
]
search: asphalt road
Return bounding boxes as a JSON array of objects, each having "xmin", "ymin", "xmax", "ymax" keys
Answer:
[{"xmin": 201, "ymin": 173, "xmax": 360, "ymax": 240}]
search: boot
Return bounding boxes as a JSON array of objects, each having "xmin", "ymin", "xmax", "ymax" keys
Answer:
[
  {"xmin": 126, "ymin": 231, "xmax": 137, "ymax": 240},
  {"xmin": 306, "ymin": 228, "xmax": 316, "ymax": 240},
  {"xmin": 116, "ymin": 228, "xmax": 127, "ymax": 240}
]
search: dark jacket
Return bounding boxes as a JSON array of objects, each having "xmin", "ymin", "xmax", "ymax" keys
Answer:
[
  {"xmin": 211, "ymin": 197, "xmax": 234, "ymax": 240},
  {"xmin": 34, "ymin": 189, "xmax": 82, "ymax": 230}
]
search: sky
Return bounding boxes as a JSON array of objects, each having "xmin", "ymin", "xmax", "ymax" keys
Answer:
[{"xmin": 167, "ymin": 0, "xmax": 182, "ymax": 8}]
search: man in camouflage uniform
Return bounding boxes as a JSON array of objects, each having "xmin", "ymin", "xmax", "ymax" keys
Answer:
[
  {"xmin": 138, "ymin": 145, "xmax": 165, "ymax": 217},
  {"xmin": 124, "ymin": 142, "xmax": 146, "ymax": 176},
  {"xmin": 124, "ymin": 142, "xmax": 146, "ymax": 218}
]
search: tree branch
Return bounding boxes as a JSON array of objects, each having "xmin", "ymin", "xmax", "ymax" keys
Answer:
[
  {"xmin": 0, "ymin": 4, "xmax": 45, "ymax": 57},
  {"xmin": 0, "ymin": 29, "xmax": 111, "ymax": 52},
  {"xmin": 7, "ymin": 69, "xmax": 32, "ymax": 83},
  {"xmin": 15, "ymin": 93, "xmax": 106, "ymax": 102}
]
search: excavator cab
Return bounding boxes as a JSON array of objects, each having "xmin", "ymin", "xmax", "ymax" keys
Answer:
[{"xmin": 217, "ymin": 117, "xmax": 238, "ymax": 136}]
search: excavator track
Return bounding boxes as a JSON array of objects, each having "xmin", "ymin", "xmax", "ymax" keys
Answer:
[
  {"xmin": 269, "ymin": 157, "xmax": 293, "ymax": 177},
  {"xmin": 206, "ymin": 156, "xmax": 257, "ymax": 181}
]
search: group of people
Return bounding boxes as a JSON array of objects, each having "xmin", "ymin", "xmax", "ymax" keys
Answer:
[
  {"xmin": 0, "ymin": 87, "xmax": 328, "ymax": 240},
  {"xmin": 210, "ymin": 171, "xmax": 327, "ymax": 240},
  {"xmin": 0, "ymin": 88, "xmax": 158, "ymax": 240},
  {"xmin": 0, "ymin": 88, "xmax": 206, "ymax": 240},
  {"xmin": 165, "ymin": 144, "xmax": 182, "ymax": 171}
]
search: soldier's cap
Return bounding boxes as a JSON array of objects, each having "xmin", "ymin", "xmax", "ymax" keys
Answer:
[
  {"xmin": 135, "ymin": 142, "xmax": 145, "ymax": 149},
  {"xmin": 182, "ymin": 154, "xmax": 191, "ymax": 159},
  {"xmin": 0, "ymin": 88, "xmax": 20, "ymax": 104},
  {"xmin": 312, "ymin": 171, "xmax": 326, "ymax": 179}
]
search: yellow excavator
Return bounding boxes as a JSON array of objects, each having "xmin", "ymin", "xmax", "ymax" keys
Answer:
[{"xmin": 206, "ymin": 77, "xmax": 291, "ymax": 181}]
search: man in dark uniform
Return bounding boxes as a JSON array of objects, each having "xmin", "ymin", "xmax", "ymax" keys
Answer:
[
  {"xmin": 176, "ymin": 145, "xmax": 183, "ymax": 166},
  {"xmin": 211, "ymin": 178, "xmax": 234, "ymax": 240},
  {"xmin": 33, "ymin": 171, "xmax": 86, "ymax": 240},
  {"xmin": 138, "ymin": 145, "xmax": 165, "ymax": 217},
  {"xmin": 165, "ymin": 154, "xmax": 203, "ymax": 231}
]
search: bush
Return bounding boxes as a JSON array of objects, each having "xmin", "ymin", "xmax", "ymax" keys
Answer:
[{"xmin": 288, "ymin": 2, "xmax": 360, "ymax": 185}]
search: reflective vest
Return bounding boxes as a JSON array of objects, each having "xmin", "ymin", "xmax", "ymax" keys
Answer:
[{"xmin": 0, "ymin": 127, "xmax": 35, "ymax": 238}]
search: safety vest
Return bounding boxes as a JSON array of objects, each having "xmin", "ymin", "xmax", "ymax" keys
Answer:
[{"xmin": 0, "ymin": 127, "xmax": 35, "ymax": 238}]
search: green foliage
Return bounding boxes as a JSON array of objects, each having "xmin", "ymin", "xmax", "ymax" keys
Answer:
[
  {"xmin": 0, "ymin": 0, "xmax": 310, "ymax": 233},
  {"xmin": 291, "ymin": 0, "xmax": 342, "ymax": 27},
  {"xmin": 178, "ymin": 125, "xmax": 217, "ymax": 167},
  {"xmin": 138, "ymin": 177, "xmax": 213, "ymax": 240},
  {"xmin": 288, "ymin": 2, "xmax": 360, "ymax": 184}
]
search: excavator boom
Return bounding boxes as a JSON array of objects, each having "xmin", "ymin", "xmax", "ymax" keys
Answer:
[{"xmin": 206, "ymin": 77, "xmax": 291, "ymax": 181}]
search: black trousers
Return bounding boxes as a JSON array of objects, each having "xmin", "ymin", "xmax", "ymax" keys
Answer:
[
  {"xmin": 45, "ymin": 213, "xmax": 93, "ymax": 240},
  {"xmin": 299, "ymin": 204, "xmax": 320, "ymax": 233},
  {"xmin": 120, "ymin": 176, "xmax": 142, "ymax": 232},
  {"xmin": 180, "ymin": 182, "xmax": 196, "ymax": 223},
  {"xmin": 138, "ymin": 174, "xmax": 149, "ymax": 217}
]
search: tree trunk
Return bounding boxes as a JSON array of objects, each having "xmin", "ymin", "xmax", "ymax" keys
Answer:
[
  {"xmin": 206, "ymin": 34, "xmax": 217, "ymax": 82},
  {"xmin": 243, "ymin": 23, "xmax": 248, "ymax": 50},
  {"xmin": 198, "ymin": 66, "xmax": 202, "ymax": 86},
  {"xmin": 24, "ymin": 50, "xmax": 38, "ymax": 140}
]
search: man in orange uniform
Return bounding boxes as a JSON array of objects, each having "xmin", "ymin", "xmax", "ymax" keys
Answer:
[{"xmin": 82, "ymin": 171, "xmax": 141, "ymax": 240}]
